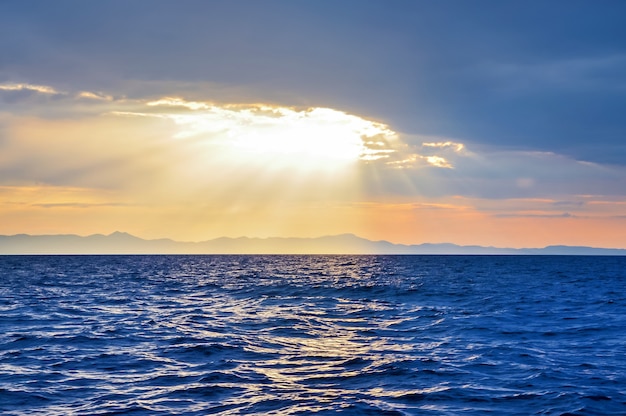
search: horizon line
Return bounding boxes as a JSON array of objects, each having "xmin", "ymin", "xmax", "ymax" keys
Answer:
[{"xmin": 2, "ymin": 231, "xmax": 626, "ymax": 252}]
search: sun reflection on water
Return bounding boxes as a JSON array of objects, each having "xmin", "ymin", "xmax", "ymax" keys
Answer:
[{"xmin": 191, "ymin": 288, "xmax": 428, "ymax": 414}]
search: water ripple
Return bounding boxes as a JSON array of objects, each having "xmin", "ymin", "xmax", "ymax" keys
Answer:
[{"xmin": 0, "ymin": 255, "xmax": 625, "ymax": 415}]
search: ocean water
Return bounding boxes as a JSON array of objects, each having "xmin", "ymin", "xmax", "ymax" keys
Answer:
[{"xmin": 0, "ymin": 255, "xmax": 624, "ymax": 415}]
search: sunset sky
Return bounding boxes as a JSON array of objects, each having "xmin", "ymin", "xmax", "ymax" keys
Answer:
[{"xmin": 1, "ymin": 1, "xmax": 626, "ymax": 248}]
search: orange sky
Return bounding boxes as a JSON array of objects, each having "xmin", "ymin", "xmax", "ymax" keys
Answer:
[{"xmin": 1, "ymin": 90, "xmax": 625, "ymax": 249}]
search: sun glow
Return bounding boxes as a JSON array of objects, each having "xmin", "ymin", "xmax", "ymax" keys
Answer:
[
  {"xmin": 1, "ymin": 85, "xmax": 471, "ymax": 241},
  {"xmin": 137, "ymin": 99, "xmax": 398, "ymax": 172},
  {"xmin": 227, "ymin": 110, "xmax": 366, "ymax": 166},
  {"xmin": 3, "ymin": 81, "xmax": 626, "ymax": 248}
]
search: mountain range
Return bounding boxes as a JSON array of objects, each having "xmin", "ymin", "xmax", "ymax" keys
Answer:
[{"xmin": 1, "ymin": 232, "xmax": 625, "ymax": 255}]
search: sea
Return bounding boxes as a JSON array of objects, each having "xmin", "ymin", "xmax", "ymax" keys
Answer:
[{"xmin": 0, "ymin": 255, "xmax": 624, "ymax": 415}]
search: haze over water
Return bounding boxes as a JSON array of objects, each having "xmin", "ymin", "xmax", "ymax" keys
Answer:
[{"xmin": 1, "ymin": 255, "xmax": 624, "ymax": 415}]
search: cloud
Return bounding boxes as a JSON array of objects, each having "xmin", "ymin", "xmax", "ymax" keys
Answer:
[
  {"xmin": 0, "ymin": 87, "xmax": 406, "ymax": 217},
  {"xmin": 112, "ymin": 97, "xmax": 400, "ymax": 165},
  {"xmin": 0, "ymin": 82, "xmax": 120, "ymax": 118},
  {"xmin": 147, "ymin": 97, "xmax": 210, "ymax": 110},
  {"xmin": 0, "ymin": 83, "xmax": 61, "ymax": 94},
  {"xmin": 383, "ymin": 153, "xmax": 454, "ymax": 169},
  {"xmin": 361, "ymin": 142, "xmax": 626, "ymax": 201},
  {"xmin": 0, "ymin": 184, "xmax": 128, "ymax": 210},
  {"xmin": 76, "ymin": 91, "xmax": 113, "ymax": 101},
  {"xmin": 424, "ymin": 155, "xmax": 452, "ymax": 169},
  {"xmin": 422, "ymin": 141, "xmax": 465, "ymax": 152},
  {"xmin": 494, "ymin": 212, "xmax": 575, "ymax": 219},
  {"xmin": 3, "ymin": 81, "xmax": 626, "ymax": 207},
  {"xmin": 3, "ymin": 2, "xmax": 626, "ymax": 169},
  {"xmin": 376, "ymin": 138, "xmax": 471, "ymax": 170},
  {"xmin": 553, "ymin": 200, "xmax": 585, "ymax": 208},
  {"xmin": 481, "ymin": 54, "xmax": 626, "ymax": 94},
  {"xmin": 0, "ymin": 82, "xmax": 115, "ymax": 103}
]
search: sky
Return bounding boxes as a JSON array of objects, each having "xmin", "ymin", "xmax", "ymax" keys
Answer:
[{"xmin": 1, "ymin": 0, "xmax": 626, "ymax": 248}]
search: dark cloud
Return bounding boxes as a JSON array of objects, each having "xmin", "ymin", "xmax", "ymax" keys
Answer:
[
  {"xmin": 553, "ymin": 200, "xmax": 586, "ymax": 208},
  {"xmin": 1, "ymin": 1, "xmax": 626, "ymax": 164},
  {"xmin": 494, "ymin": 212, "xmax": 575, "ymax": 219}
]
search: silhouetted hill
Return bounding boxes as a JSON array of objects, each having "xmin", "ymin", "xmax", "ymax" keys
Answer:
[{"xmin": 0, "ymin": 232, "xmax": 624, "ymax": 255}]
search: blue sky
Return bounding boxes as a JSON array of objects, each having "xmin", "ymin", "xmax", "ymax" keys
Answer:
[{"xmin": 1, "ymin": 1, "xmax": 626, "ymax": 247}]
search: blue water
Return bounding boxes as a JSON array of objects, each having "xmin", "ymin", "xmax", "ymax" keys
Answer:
[{"xmin": 0, "ymin": 255, "xmax": 624, "ymax": 415}]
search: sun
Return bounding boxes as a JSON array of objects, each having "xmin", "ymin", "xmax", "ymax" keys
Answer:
[
  {"xmin": 227, "ymin": 108, "xmax": 366, "ymax": 169},
  {"xmin": 140, "ymin": 100, "xmax": 398, "ymax": 173}
]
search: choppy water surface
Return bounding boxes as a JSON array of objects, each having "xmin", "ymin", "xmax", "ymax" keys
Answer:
[{"xmin": 0, "ymin": 255, "xmax": 625, "ymax": 415}]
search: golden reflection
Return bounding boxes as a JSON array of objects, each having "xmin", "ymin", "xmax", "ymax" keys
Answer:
[{"xmin": 213, "ymin": 297, "xmax": 421, "ymax": 412}]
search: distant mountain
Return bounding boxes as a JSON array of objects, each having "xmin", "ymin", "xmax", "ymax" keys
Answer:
[{"xmin": 0, "ymin": 232, "xmax": 625, "ymax": 255}]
